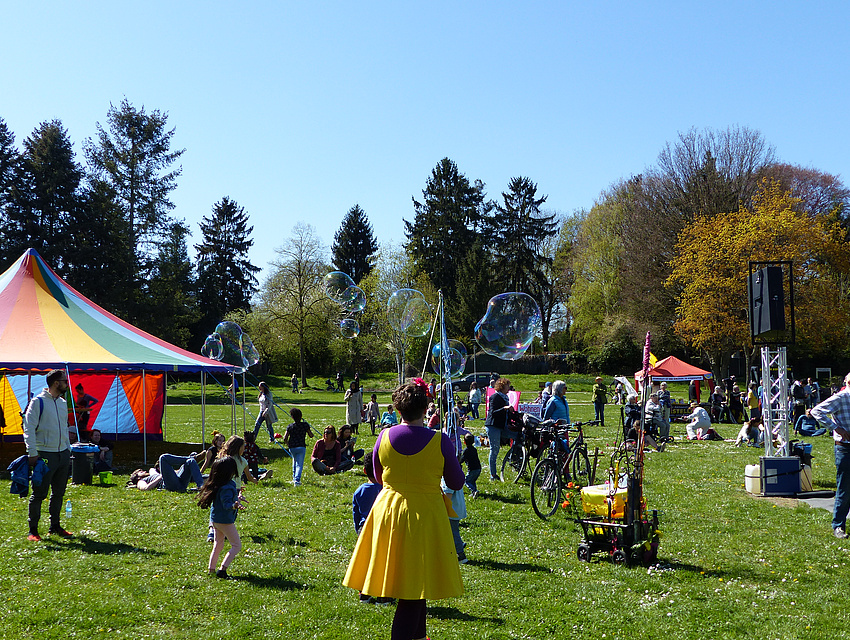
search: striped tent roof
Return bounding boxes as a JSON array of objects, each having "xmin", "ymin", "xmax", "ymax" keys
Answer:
[{"xmin": 0, "ymin": 249, "xmax": 235, "ymax": 372}]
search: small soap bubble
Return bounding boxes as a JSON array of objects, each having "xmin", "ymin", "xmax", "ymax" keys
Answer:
[
  {"xmin": 201, "ymin": 334, "xmax": 224, "ymax": 361},
  {"xmin": 340, "ymin": 318, "xmax": 360, "ymax": 338},
  {"xmin": 431, "ymin": 340, "xmax": 468, "ymax": 378},
  {"xmin": 474, "ymin": 292, "xmax": 541, "ymax": 360},
  {"xmin": 387, "ymin": 289, "xmax": 431, "ymax": 337},
  {"xmin": 325, "ymin": 271, "xmax": 355, "ymax": 303},
  {"xmin": 341, "ymin": 286, "xmax": 367, "ymax": 313}
]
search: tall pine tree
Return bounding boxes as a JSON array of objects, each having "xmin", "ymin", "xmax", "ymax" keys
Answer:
[
  {"xmin": 490, "ymin": 176, "xmax": 556, "ymax": 292},
  {"xmin": 84, "ymin": 98, "xmax": 184, "ymax": 287},
  {"xmin": 331, "ymin": 204, "xmax": 378, "ymax": 284},
  {"xmin": 0, "ymin": 120, "xmax": 83, "ymax": 271},
  {"xmin": 405, "ymin": 158, "xmax": 489, "ymax": 303},
  {"xmin": 195, "ymin": 196, "xmax": 260, "ymax": 333}
]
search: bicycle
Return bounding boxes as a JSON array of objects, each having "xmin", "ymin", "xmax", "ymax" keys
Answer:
[
  {"xmin": 530, "ymin": 420, "xmax": 598, "ymax": 520},
  {"xmin": 499, "ymin": 413, "xmax": 543, "ymax": 484}
]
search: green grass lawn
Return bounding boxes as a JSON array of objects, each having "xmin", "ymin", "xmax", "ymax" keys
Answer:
[{"xmin": 1, "ymin": 393, "xmax": 845, "ymax": 639}]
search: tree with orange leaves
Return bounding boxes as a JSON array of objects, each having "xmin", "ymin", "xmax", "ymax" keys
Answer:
[{"xmin": 667, "ymin": 179, "xmax": 850, "ymax": 379}]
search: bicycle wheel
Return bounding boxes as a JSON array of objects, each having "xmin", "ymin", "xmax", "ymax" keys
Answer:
[
  {"xmin": 570, "ymin": 448, "xmax": 592, "ymax": 486},
  {"xmin": 530, "ymin": 457, "xmax": 562, "ymax": 520},
  {"xmin": 500, "ymin": 443, "xmax": 527, "ymax": 484}
]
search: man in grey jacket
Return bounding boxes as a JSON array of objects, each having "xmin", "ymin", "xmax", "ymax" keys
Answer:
[{"xmin": 23, "ymin": 369, "xmax": 72, "ymax": 541}]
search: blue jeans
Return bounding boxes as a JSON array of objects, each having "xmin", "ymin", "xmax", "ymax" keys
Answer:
[
  {"xmin": 470, "ymin": 403, "xmax": 480, "ymax": 420},
  {"xmin": 159, "ymin": 454, "xmax": 204, "ymax": 492},
  {"xmin": 465, "ymin": 468, "xmax": 481, "ymax": 493},
  {"xmin": 834, "ymin": 444, "xmax": 850, "ymax": 530},
  {"xmin": 253, "ymin": 413, "xmax": 275, "ymax": 442},
  {"xmin": 290, "ymin": 447, "xmax": 306, "ymax": 485},
  {"xmin": 486, "ymin": 425, "xmax": 516, "ymax": 479},
  {"xmin": 594, "ymin": 401, "xmax": 605, "ymax": 425},
  {"xmin": 449, "ymin": 518, "xmax": 464, "ymax": 554}
]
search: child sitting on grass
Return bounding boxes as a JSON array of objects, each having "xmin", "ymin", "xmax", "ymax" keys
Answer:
[
  {"xmin": 242, "ymin": 431, "xmax": 272, "ymax": 481},
  {"xmin": 198, "ymin": 457, "xmax": 246, "ymax": 579}
]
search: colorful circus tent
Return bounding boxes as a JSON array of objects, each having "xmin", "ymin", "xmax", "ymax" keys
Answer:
[{"xmin": 0, "ymin": 249, "xmax": 235, "ymax": 442}]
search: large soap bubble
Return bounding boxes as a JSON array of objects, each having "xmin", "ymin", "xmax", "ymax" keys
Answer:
[
  {"xmin": 474, "ymin": 292, "xmax": 541, "ymax": 360},
  {"xmin": 215, "ymin": 321, "xmax": 248, "ymax": 370},
  {"xmin": 340, "ymin": 318, "xmax": 360, "ymax": 338},
  {"xmin": 241, "ymin": 334, "xmax": 260, "ymax": 368},
  {"xmin": 325, "ymin": 271, "xmax": 355, "ymax": 303},
  {"xmin": 201, "ymin": 334, "xmax": 224, "ymax": 360},
  {"xmin": 341, "ymin": 286, "xmax": 367, "ymax": 313},
  {"xmin": 431, "ymin": 339, "xmax": 468, "ymax": 378},
  {"xmin": 387, "ymin": 289, "xmax": 432, "ymax": 337}
]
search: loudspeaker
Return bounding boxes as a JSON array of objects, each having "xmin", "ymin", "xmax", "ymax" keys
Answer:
[{"xmin": 748, "ymin": 266, "xmax": 785, "ymax": 336}]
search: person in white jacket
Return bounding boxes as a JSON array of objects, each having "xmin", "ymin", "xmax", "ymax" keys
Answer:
[
  {"xmin": 685, "ymin": 402, "xmax": 712, "ymax": 440},
  {"xmin": 23, "ymin": 369, "xmax": 72, "ymax": 541}
]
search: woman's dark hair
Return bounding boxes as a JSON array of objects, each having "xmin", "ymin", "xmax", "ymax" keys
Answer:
[
  {"xmin": 338, "ymin": 425, "xmax": 352, "ymax": 440},
  {"xmin": 392, "ymin": 379, "xmax": 430, "ymax": 422},
  {"xmin": 290, "ymin": 407, "xmax": 303, "ymax": 422},
  {"xmin": 197, "ymin": 457, "xmax": 238, "ymax": 509},
  {"xmin": 322, "ymin": 425, "xmax": 337, "ymax": 441}
]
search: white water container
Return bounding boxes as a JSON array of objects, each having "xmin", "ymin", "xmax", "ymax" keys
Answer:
[{"xmin": 745, "ymin": 464, "xmax": 761, "ymax": 494}]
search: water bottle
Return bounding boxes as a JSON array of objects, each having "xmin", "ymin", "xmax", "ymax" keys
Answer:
[{"xmin": 65, "ymin": 500, "xmax": 72, "ymax": 519}]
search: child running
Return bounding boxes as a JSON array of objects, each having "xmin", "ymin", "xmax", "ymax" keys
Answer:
[{"xmin": 197, "ymin": 457, "xmax": 245, "ymax": 579}]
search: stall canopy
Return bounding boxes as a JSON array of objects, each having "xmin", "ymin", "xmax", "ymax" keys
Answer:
[
  {"xmin": 0, "ymin": 249, "xmax": 235, "ymax": 440},
  {"xmin": 634, "ymin": 355, "xmax": 713, "ymax": 403}
]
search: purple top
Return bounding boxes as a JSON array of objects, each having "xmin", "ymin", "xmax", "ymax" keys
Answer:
[{"xmin": 372, "ymin": 424, "xmax": 464, "ymax": 490}]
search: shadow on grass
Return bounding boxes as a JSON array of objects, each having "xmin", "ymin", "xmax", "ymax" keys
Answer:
[
  {"xmin": 248, "ymin": 532, "xmax": 308, "ymax": 548},
  {"xmin": 468, "ymin": 558, "xmax": 548, "ymax": 573},
  {"xmin": 44, "ymin": 535, "xmax": 163, "ymax": 556},
  {"xmin": 477, "ymin": 492, "xmax": 524, "ymax": 505},
  {"xmin": 428, "ymin": 606, "xmax": 503, "ymax": 624},
  {"xmin": 235, "ymin": 573, "xmax": 309, "ymax": 590}
]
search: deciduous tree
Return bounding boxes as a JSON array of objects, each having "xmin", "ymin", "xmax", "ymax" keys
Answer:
[{"xmin": 667, "ymin": 179, "xmax": 850, "ymax": 378}]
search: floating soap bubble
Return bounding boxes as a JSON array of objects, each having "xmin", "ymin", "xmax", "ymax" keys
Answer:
[
  {"xmin": 215, "ymin": 321, "xmax": 247, "ymax": 370},
  {"xmin": 201, "ymin": 334, "xmax": 224, "ymax": 361},
  {"xmin": 325, "ymin": 271, "xmax": 355, "ymax": 303},
  {"xmin": 387, "ymin": 289, "xmax": 431, "ymax": 337},
  {"xmin": 340, "ymin": 318, "xmax": 360, "ymax": 338},
  {"xmin": 241, "ymin": 334, "xmax": 260, "ymax": 368},
  {"xmin": 341, "ymin": 286, "xmax": 367, "ymax": 313},
  {"xmin": 431, "ymin": 339, "xmax": 468, "ymax": 378},
  {"xmin": 474, "ymin": 292, "xmax": 541, "ymax": 360}
]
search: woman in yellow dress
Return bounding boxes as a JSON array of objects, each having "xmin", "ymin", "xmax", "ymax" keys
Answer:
[{"xmin": 343, "ymin": 377, "xmax": 465, "ymax": 640}]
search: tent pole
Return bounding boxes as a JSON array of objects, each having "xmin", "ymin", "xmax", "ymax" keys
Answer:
[
  {"xmin": 201, "ymin": 370, "xmax": 206, "ymax": 446},
  {"xmin": 162, "ymin": 372, "xmax": 167, "ymax": 442},
  {"xmin": 242, "ymin": 371, "xmax": 246, "ymax": 434},
  {"xmin": 143, "ymin": 369, "xmax": 147, "ymax": 465},
  {"xmin": 65, "ymin": 365, "xmax": 79, "ymax": 442}
]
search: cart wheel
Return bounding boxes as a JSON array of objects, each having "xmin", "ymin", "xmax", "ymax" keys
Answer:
[
  {"xmin": 630, "ymin": 549, "xmax": 644, "ymax": 566},
  {"xmin": 612, "ymin": 549, "xmax": 628, "ymax": 566},
  {"xmin": 577, "ymin": 544, "xmax": 591, "ymax": 562}
]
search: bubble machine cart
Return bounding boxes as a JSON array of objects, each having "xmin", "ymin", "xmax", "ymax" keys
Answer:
[{"xmin": 574, "ymin": 333, "xmax": 661, "ymax": 566}]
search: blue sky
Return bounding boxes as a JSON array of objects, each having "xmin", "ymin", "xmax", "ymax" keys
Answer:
[{"xmin": 2, "ymin": 1, "xmax": 848, "ymax": 282}]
